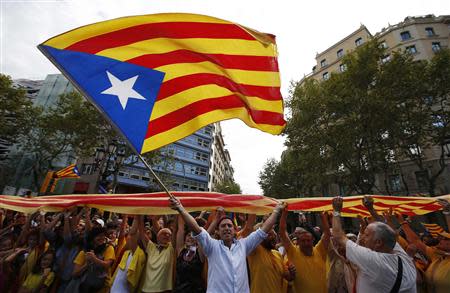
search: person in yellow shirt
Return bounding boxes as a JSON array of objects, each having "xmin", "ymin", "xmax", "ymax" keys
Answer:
[
  {"xmin": 424, "ymin": 232, "xmax": 450, "ymax": 293},
  {"xmin": 248, "ymin": 228, "xmax": 296, "ymax": 293},
  {"xmin": 18, "ymin": 250, "xmax": 55, "ymax": 293},
  {"xmin": 72, "ymin": 227, "xmax": 116, "ymax": 293},
  {"xmin": 137, "ymin": 216, "xmax": 175, "ymax": 293},
  {"xmin": 111, "ymin": 216, "xmax": 146, "ymax": 293},
  {"xmin": 279, "ymin": 207, "xmax": 330, "ymax": 293},
  {"xmin": 399, "ymin": 199, "xmax": 450, "ymax": 293}
]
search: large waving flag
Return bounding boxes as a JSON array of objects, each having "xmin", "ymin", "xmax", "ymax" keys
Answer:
[{"xmin": 38, "ymin": 13, "xmax": 286, "ymax": 154}]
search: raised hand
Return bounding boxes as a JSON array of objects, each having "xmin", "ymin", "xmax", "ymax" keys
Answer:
[
  {"xmin": 437, "ymin": 199, "xmax": 450, "ymax": 213},
  {"xmin": 332, "ymin": 197, "xmax": 343, "ymax": 212},
  {"xmin": 362, "ymin": 196, "xmax": 374, "ymax": 209},
  {"xmin": 169, "ymin": 195, "xmax": 183, "ymax": 212}
]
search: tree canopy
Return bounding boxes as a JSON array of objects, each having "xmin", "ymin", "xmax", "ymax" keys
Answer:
[{"xmin": 259, "ymin": 42, "xmax": 450, "ymax": 197}]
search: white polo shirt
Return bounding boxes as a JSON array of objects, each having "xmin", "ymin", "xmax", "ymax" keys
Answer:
[
  {"xmin": 346, "ymin": 240, "xmax": 416, "ymax": 293},
  {"xmin": 194, "ymin": 227, "xmax": 267, "ymax": 293}
]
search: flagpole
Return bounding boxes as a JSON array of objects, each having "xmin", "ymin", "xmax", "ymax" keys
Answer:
[{"xmin": 137, "ymin": 154, "xmax": 175, "ymax": 199}]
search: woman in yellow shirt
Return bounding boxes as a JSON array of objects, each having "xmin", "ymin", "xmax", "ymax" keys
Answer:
[
  {"xmin": 18, "ymin": 250, "xmax": 55, "ymax": 293},
  {"xmin": 72, "ymin": 227, "xmax": 115, "ymax": 293}
]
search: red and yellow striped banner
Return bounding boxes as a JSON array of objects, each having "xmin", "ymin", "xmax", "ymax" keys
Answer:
[
  {"xmin": 422, "ymin": 223, "xmax": 445, "ymax": 237},
  {"xmin": 0, "ymin": 192, "xmax": 448, "ymax": 217}
]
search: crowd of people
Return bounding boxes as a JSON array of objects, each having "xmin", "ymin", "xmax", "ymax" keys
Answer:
[{"xmin": 0, "ymin": 194, "xmax": 448, "ymax": 293}]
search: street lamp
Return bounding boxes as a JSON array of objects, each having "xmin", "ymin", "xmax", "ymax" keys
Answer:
[{"xmin": 93, "ymin": 140, "xmax": 126, "ymax": 193}]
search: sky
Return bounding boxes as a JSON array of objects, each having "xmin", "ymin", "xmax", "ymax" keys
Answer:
[{"xmin": 1, "ymin": 0, "xmax": 449, "ymax": 194}]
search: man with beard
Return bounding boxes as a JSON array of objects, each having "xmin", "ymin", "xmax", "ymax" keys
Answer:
[
  {"xmin": 279, "ymin": 208, "xmax": 330, "ymax": 293},
  {"xmin": 247, "ymin": 225, "xmax": 296, "ymax": 293},
  {"xmin": 331, "ymin": 196, "xmax": 416, "ymax": 293},
  {"xmin": 169, "ymin": 195, "xmax": 286, "ymax": 293}
]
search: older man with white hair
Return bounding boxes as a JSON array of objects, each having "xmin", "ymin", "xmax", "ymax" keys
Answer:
[{"xmin": 331, "ymin": 196, "xmax": 416, "ymax": 293}]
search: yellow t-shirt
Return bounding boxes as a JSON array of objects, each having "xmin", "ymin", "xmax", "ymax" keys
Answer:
[
  {"xmin": 19, "ymin": 242, "xmax": 50, "ymax": 282},
  {"xmin": 425, "ymin": 246, "xmax": 450, "ymax": 293},
  {"xmin": 22, "ymin": 272, "xmax": 55, "ymax": 290},
  {"xmin": 73, "ymin": 245, "xmax": 116, "ymax": 287},
  {"xmin": 141, "ymin": 242, "xmax": 175, "ymax": 293},
  {"xmin": 248, "ymin": 245, "xmax": 287, "ymax": 293},
  {"xmin": 287, "ymin": 239, "xmax": 327, "ymax": 293},
  {"xmin": 111, "ymin": 247, "xmax": 147, "ymax": 292}
]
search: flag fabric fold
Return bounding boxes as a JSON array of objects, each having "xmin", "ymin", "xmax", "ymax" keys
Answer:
[
  {"xmin": 0, "ymin": 192, "xmax": 447, "ymax": 217},
  {"xmin": 38, "ymin": 13, "xmax": 286, "ymax": 154}
]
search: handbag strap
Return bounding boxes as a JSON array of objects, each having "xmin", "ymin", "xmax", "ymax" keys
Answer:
[{"xmin": 390, "ymin": 255, "xmax": 403, "ymax": 293}]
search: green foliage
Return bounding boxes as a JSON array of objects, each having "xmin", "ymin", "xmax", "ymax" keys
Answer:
[
  {"xmin": 0, "ymin": 74, "xmax": 39, "ymax": 144},
  {"xmin": 262, "ymin": 41, "xmax": 450, "ymax": 196},
  {"xmin": 214, "ymin": 179, "xmax": 242, "ymax": 194},
  {"xmin": 14, "ymin": 91, "xmax": 160, "ymax": 190}
]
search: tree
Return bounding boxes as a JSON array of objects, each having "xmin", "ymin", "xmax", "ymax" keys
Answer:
[
  {"xmin": 214, "ymin": 179, "xmax": 242, "ymax": 194},
  {"xmin": 0, "ymin": 74, "xmax": 38, "ymax": 149},
  {"xmin": 283, "ymin": 40, "xmax": 449, "ymax": 196},
  {"xmin": 14, "ymin": 91, "xmax": 159, "ymax": 191}
]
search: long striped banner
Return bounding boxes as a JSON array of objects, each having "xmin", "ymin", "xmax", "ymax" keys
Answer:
[{"xmin": 0, "ymin": 192, "xmax": 448, "ymax": 217}]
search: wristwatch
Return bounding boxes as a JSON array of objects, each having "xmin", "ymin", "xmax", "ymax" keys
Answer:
[{"xmin": 333, "ymin": 211, "xmax": 341, "ymax": 217}]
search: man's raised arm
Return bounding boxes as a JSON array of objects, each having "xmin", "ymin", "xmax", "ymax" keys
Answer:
[
  {"xmin": 169, "ymin": 195, "xmax": 202, "ymax": 235},
  {"xmin": 261, "ymin": 202, "xmax": 287, "ymax": 233}
]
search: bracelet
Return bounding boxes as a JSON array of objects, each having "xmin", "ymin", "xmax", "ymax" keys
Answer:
[
  {"xmin": 332, "ymin": 211, "xmax": 341, "ymax": 217},
  {"xmin": 443, "ymin": 210, "xmax": 450, "ymax": 215},
  {"xmin": 400, "ymin": 221, "xmax": 408, "ymax": 225}
]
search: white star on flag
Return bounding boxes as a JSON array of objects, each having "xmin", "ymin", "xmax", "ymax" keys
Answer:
[{"xmin": 101, "ymin": 71, "xmax": 146, "ymax": 109}]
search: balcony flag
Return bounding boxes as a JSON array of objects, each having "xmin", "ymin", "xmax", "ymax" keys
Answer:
[{"xmin": 38, "ymin": 13, "xmax": 286, "ymax": 154}]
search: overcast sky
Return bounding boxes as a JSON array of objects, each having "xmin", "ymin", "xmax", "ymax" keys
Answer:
[{"xmin": 1, "ymin": 0, "xmax": 449, "ymax": 194}]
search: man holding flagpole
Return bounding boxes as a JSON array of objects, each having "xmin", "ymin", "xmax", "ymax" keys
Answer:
[{"xmin": 169, "ymin": 194, "xmax": 286, "ymax": 293}]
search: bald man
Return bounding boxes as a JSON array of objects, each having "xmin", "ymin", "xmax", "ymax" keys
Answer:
[{"xmin": 138, "ymin": 217, "xmax": 175, "ymax": 293}]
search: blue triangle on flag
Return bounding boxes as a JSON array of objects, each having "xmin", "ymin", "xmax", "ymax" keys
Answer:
[{"xmin": 39, "ymin": 45, "xmax": 165, "ymax": 153}]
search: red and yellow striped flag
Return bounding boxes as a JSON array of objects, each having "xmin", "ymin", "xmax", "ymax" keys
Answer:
[
  {"xmin": 422, "ymin": 223, "xmax": 445, "ymax": 238},
  {"xmin": 0, "ymin": 193, "xmax": 448, "ymax": 216},
  {"xmin": 39, "ymin": 13, "xmax": 286, "ymax": 154}
]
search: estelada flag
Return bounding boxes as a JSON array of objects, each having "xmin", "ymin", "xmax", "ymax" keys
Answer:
[
  {"xmin": 54, "ymin": 164, "xmax": 80, "ymax": 178},
  {"xmin": 38, "ymin": 13, "xmax": 286, "ymax": 154}
]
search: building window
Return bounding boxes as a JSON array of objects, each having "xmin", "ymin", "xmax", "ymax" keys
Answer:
[
  {"xmin": 118, "ymin": 171, "xmax": 129, "ymax": 178},
  {"xmin": 432, "ymin": 42, "xmax": 441, "ymax": 52},
  {"xmin": 81, "ymin": 164, "xmax": 93, "ymax": 175},
  {"xmin": 130, "ymin": 174, "xmax": 140, "ymax": 180},
  {"xmin": 381, "ymin": 54, "xmax": 391, "ymax": 63},
  {"xmin": 355, "ymin": 37, "xmax": 363, "ymax": 46},
  {"xmin": 380, "ymin": 41, "xmax": 388, "ymax": 49},
  {"xmin": 425, "ymin": 27, "xmax": 435, "ymax": 36},
  {"xmin": 339, "ymin": 64, "xmax": 347, "ymax": 72},
  {"xmin": 322, "ymin": 72, "xmax": 330, "ymax": 80},
  {"xmin": 400, "ymin": 31, "xmax": 412, "ymax": 41},
  {"xmin": 415, "ymin": 170, "xmax": 429, "ymax": 191},
  {"xmin": 389, "ymin": 175, "xmax": 401, "ymax": 192},
  {"xmin": 406, "ymin": 45, "xmax": 417, "ymax": 54},
  {"xmin": 197, "ymin": 138, "xmax": 209, "ymax": 148},
  {"xmin": 195, "ymin": 152, "xmax": 208, "ymax": 161},
  {"xmin": 320, "ymin": 59, "xmax": 327, "ymax": 67},
  {"xmin": 337, "ymin": 49, "xmax": 344, "ymax": 58},
  {"xmin": 141, "ymin": 176, "xmax": 150, "ymax": 182}
]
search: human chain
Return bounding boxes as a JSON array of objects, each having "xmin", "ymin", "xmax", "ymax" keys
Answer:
[{"xmin": 0, "ymin": 196, "xmax": 448, "ymax": 292}]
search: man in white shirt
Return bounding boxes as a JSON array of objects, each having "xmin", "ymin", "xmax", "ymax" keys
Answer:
[
  {"xmin": 331, "ymin": 196, "xmax": 416, "ymax": 293},
  {"xmin": 169, "ymin": 195, "xmax": 286, "ymax": 293}
]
